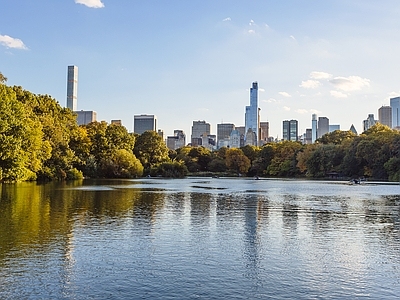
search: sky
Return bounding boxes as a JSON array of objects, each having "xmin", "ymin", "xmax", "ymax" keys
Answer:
[{"xmin": 2, "ymin": 0, "xmax": 400, "ymax": 139}]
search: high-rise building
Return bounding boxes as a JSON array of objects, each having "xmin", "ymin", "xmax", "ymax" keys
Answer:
[
  {"xmin": 67, "ymin": 65, "xmax": 78, "ymax": 111},
  {"xmin": 311, "ymin": 114, "xmax": 317, "ymax": 143},
  {"xmin": 166, "ymin": 130, "xmax": 186, "ymax": 150},
  {"xmin": 217, "ymin": 123, "xmax": 235, "ymax": 148},
  {"xmin": 317, "ymin": 117, "xmax": 329, "ymax": 139},
  {"xmin": 283, "ymin": 120, "xmax": 298, "ymax": 141},
  {"xmin": 349, "ymin": 124, "xmax": 358, "ymax": 135},
  {"xmin": 363, "ymin": 114, "xmax": 376, "ymax": 132},
  {"xmin": 134, "ymin": 114, "xmax": 157, "ymax": 134},
  {"xmin": 305, "ymin": 128, "xmax": 312, "ymax": 144},
  {"xmin": 76, "ymin": 110, "xmax": 97, "ymax": 125},
  {"xmin": 379, "ymin": 105, "xmax": 392, "ymax": 128},
  {"xmin": 329, "ymin": 125, "xmax": 340, "ymax": 132},
  {"xmin": 191, "ymin": 120, "xmax": 210, "ymax": 146},
  {"xmin": 245, "ymin": 82, "xmax": 259, "ymax": 145},
  {"xmin": 260, "ymin": 121, "xmax": 269, "ymax": 144},
  {"xmin": 390, "ymin": 97, "xmax": 400, "ymax": 128}
]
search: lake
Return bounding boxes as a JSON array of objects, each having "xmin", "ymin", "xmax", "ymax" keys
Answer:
[{"xmin": 0, "ymin": 178, "xmax": 399, "ymax": 299}]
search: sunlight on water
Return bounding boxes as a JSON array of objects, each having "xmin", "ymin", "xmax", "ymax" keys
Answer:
[{"xmin": 0, "ymin": 178, "xmax": 399, "ymax": 299}]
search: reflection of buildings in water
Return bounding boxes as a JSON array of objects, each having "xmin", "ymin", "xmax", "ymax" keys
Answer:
[
  {"xmin": 189, "ymin": 192, "xmax": 213, "ymax": 228},
  {"xmin": 282, "ymin": 195, "xmax": 299, "ymax": 233},
  {"xmin": 243, "ymin": 195, "xmax": 268, "ymax": 281}
]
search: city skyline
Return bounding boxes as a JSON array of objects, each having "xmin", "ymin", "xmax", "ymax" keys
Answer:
[{"xmin": 2, "ymin": 1, "xmax": 400, "ymax": 138}]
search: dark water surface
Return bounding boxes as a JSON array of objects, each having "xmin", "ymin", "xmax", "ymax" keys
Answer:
[{"xmin": 0, "ymin": 178, "xmax": 399, "ymax": 299}]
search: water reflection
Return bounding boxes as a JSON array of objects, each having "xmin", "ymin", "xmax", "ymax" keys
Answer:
[{"xmin": 0, "ymin": 179, "xmax": 399, "ymax": 299}]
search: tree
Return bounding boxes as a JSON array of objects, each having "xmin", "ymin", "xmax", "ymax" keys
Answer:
[
  {"xmin": 101, "ymin": 149, "xmax": 143, "ymax": 178},
  {"xmin": 317, "ymin": 130, "xmax": 356, "ymax": 145},
  {"xmin": 225, "ymin": 148, "xmax": 251, "ymax": 175},
  {"xmin": 188, "ymin": 146, "xmax": 211, "ymax": 171},
  {"xmin": 150, "ymin": 161, "xmax": 188, "ymax": 178},
  {"xmin": 134, "ymin": 130, "xmax": 170, "ymax": 172},
  {"xmin": 0, "ymin": 72, "xmax": 7, "ymax": 84}
]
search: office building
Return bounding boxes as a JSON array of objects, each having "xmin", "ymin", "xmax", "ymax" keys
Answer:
[
  {"xmin": 378, "ymin": 105, "xmax": 392, "ymax": 128},
  {"xmin": 134, "ymin": 114, "xmax": 157, "ymax": 134},
  {"xmin": 317, "ymin": 117, "xmax": 329, "ymax": 139},
  {"xmin": 390, "ymin": 97, "xmax": 400, "ymax": 128},
  {"xmin": 329, "ymin": 125, "xmax": 340, "ymax": 132},
  {"xmin": 245, "ymin": 82, "xmax": 259, "ymax": 145},
  {"xmin": 260, "ymin": 121, "xmax": 269, "ymax": 144},
  {"xmin": 217, "ymin": 123, "xmax": 235, "ymax": 148},
  {"xmin": 111, "ymin": 120, "xmax": 122, "ymax": 126},
  {"xmin": 76, "ymin": 110, "xmax": 97, "ymax": 125},
  {"xmin": 67, "ymin": 65, "xmax": 78, "ymax": 111},
  {"xmin": 311, "ymin": 114, "xmax": 317, "ymax": 143},
  {"xmin": 229, "ymin": 130, "xmax": 241, "ymax": 148},
  {"xmin": 349, "ymin": 124, "xmax": 358, "ymax": 135},
  {"xmin": 305, "ymin": 128, "xmax": 312, "ymax": 144},
  {"xmin": 363, "ymin": 114, "xmax": 376, "ymax": 132},
  {"xmin": 283, "ymin": 120, "xmax": 298, "ymax": 141},
  {"xmin": 166, "ymin": 130, "xmax": 186, "ymax": 150},
  {"xmin": 191, "ymin": 120, "xmax": 210, "ymax": 146}
]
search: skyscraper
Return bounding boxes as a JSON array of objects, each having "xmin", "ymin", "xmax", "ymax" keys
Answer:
[
  {"xmin": 363, "ymin": 114, "xmax": 376, "ymax": 132},
  {"xmin": 311, "ymin": 114, "xmax": 317, "ymax": 143},
  {"xmin": 390, "ymin": 97, "xmax": 400, "ymax": 128},
  {"xmin": 67, "ymin": 65, "xmax": 78, "ymax": 111},
  {"xmin": 317, "ymin": 117, "xmax": 329, "ymax": 139},
  {"xmin": 191, "ymin": 120, "xmax": 210, "ymax": 146},
  {"xmin": 283, "ymin": 120, "xmax": 298, "ymax": 141},
  {"xmin": 134, "ymin": 114, "xmax": 157, "ymax": 134},
  {"xmin": 378, "ymin": 105, "xmax": 392, "ymax": 128},
  {"xmin": 217, "ymin": 123, "xmax": 235, "ymax": 148},
  {"xmin": 245, "ymin": 82, "xmax": 259, "ymax": 145}
]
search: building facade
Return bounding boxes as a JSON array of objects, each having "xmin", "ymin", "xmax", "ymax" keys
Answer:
[
  {"xmin": 166, "ymin": 130, "xmax": 186, "ymax": 150},
  {"xmin": 363, "ymin": 114, "xmax": 376, "ymax": 132},
  {"xmin": 311, "ymin": 114, "xmax": 317, "ymax": 143},
  {"xmin": 191, "ymin": 120, "xmax": 210, "ymax": 146},
  {"xmin": 67, "ymin": 65, "xmax": 78, "ymax": 111},
  {"xmin": 76, "ymin": 110, "xmax": 97, "ymax": 125},
  {"xmin": 379, "ymin": 105, "xmax": 392, "ymax": 128},
  {"xmin": 245, "ymin": 82, "xmax": 259, "ymax": 145},
  {"xmin": 317, "ymin": 117, "xmax": 329, "ymax": 139},
  {"xmin": 390, "ymin": 97, "xmax": 400, "ymax": 128},
  {"xmin": 134, "ymin": 114, "xmax": 157, "ymax": 134},
  {"xmin": 259, "ymin": 121, "xmax": 269, "ymax": 144},
  {"xmin": 217, "ymin": 123, "xmax": 235, "ymax": 148},
  {"xmin": 283, "ymin": 120, "xmax": 298, "ymax": 141}
]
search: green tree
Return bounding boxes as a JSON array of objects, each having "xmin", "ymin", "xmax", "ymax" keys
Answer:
[
  {"xmin": 101, "ymin": 149, "xmax": 143, "ymax": 178},
  {"xmin": 150, "ymin": 161, "xmax": 188, "ymax": 178},
  {"xmin": 134, "ymin": 130, "xmax": 170, "ymax": 172},
  {"xmin": 225, "ymin": 148, "xmax": 251, "ymax": 175}
]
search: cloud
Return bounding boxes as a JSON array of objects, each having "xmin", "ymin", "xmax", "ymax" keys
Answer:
[
  {"xmin": 330, "ymin": 90, "xmax": 348, "ymax": 98},
  {"xmin": 300, "ymin": 80, "xmax": 320, "ymax": 89},
  {"xmin": 0, "ymin": 34, "xmax": 27, "ymax": 49},
  {"xmin": 310, "ymin": 109, "xmax": 320, "ymax": 114},
  {"xmin": 222, "ymin": 17, "xmax": 231, "ymax": 22},
  {"xmin": 75, "ymin": 0, "xmax": 104, "ymax": 8},
  {"xmin": 248, "ymin": 30, "xmax": 256, "ymax": 34},
  {"xmin": 389, "ymin": 91, "xmax": 400, "ymax": 98},
  {"xmin": 283, "ymin": 106, "xmax": 291, "ymax": 111},
  {"xmin": 264, "ymin": 98, "xmax": 278, "ymax": 103},
  {"xmin": 259, "ymin": 88, "xmax": 265, "ymax": 92},
  {"xmin": 249, "ymin": 20, "xmax": 255, "ymax": 26},
  {"xmin": 310, "ymin": 71, "xmax": 332, "ymax": 79},
  {"xmin": 329, "ymin": 76, "xmax": 370, "ymax": 91},
  {"xmin": 296, "ymin": 109, "xmax": 308, "ymax": 114},
  {"xmin": 290, "ymin": 35, "xmax": 296, "ymax": 41},
  {"xmin": 279, "ymin": 92, "xmax": 291, "ymax": 98}
]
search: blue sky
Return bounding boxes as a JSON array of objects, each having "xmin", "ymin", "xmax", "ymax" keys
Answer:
[{"xmin": 2, "ymin": 0, "xmax": 400, "ymax": 139}]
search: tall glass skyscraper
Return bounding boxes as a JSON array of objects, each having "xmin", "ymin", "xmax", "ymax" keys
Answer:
[
  {"xmin": 390, "ymin": 96, "xmax": 400, "ymax": 128},
  {"xmin": 245, "ymin": 82, "xmax": 259, "ymax": 145},
  {"xmin": 67, "ymin": 65, "xmax": 78, "ymax": 111}
]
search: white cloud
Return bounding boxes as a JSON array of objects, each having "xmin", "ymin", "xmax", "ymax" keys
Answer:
[
  {"xmin": 0, "ymin": 34, "xmax": 27, "ymax": 49},
  {"xmin": 248, "ymin": 30, "xmax": 256, "ymax": 34},
  {"xmin": 300, "ymin": 80, "xmax": 320, "ymax": 89},
  {"xmin": 389, "ymin": 91, "xmax": 400, "ymax": 98},
  {"xmin": 75, "ymin": 0, "xmax": 104, "ymax": 8},
  {"xmin": 330, "ymin": 90, "xmax": 348, "ymax": 98},
  {"xmin": 329, "ymin": 76, "xmax": 370, "ymax": 91},
  {"xmin": 290, "ymin": 35, "xmax": 296, "ymax": 41},
  {"xmin": 310, "ymin": 109, "xmax": 320, "ymax": 114},
  {"xmin": 249, "ymin": 20, "xmax": 255, "ymax": 26},
  {"xmin": 283, "ymin": 106, "xmax": 291, "ymax": 111},
  {"xmin": 296, "ymin": 109, "xmax": 308, "ymax": 114},
  {"xmin": 279, "ymin": 92, "xmax": 291, "ymax": 98},
  {"xmin": 264, "ymin": 98, "xmax": 278, "ymax": 103},
  {"xmin": 259, "ymin": 88, "xmax": 265, "ymax": 92},
  {"xmin": 310, "ymin": 71, "xmax": 332, "ymax": 79},
  {"xmin": 222, "ymin": 17, "xmax": 231, "ymax": 22}
]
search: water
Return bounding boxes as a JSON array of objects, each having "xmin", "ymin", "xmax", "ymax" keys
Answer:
[{"xmin": 0, "ymin": 178, "xmax": 399, "ymax": 299}]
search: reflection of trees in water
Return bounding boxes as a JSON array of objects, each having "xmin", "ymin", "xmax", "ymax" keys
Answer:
[
  {"xmin": 189, "ymin": 192, "xmax": 212, "ymax": 227},
  {"xmin": 282, "ymin": 195, "xmax": 299, "ymax": 233}
]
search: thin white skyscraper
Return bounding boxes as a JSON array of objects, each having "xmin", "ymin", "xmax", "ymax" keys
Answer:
[
  {"xmin": 245, "ymin": 82, "xmax": 259, "ymax": 145},
  {"xmin": 311, "ymin": 114, "xmax": 317, "ymax": 143},
  {"xmin": 67, "ymin": 65, "xmax": 78, "ymax": 111}
]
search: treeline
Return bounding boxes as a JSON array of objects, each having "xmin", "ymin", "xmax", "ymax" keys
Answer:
[{"xmin": 1, "ymin": 75, "xmax": 400, "ymax": 182}]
